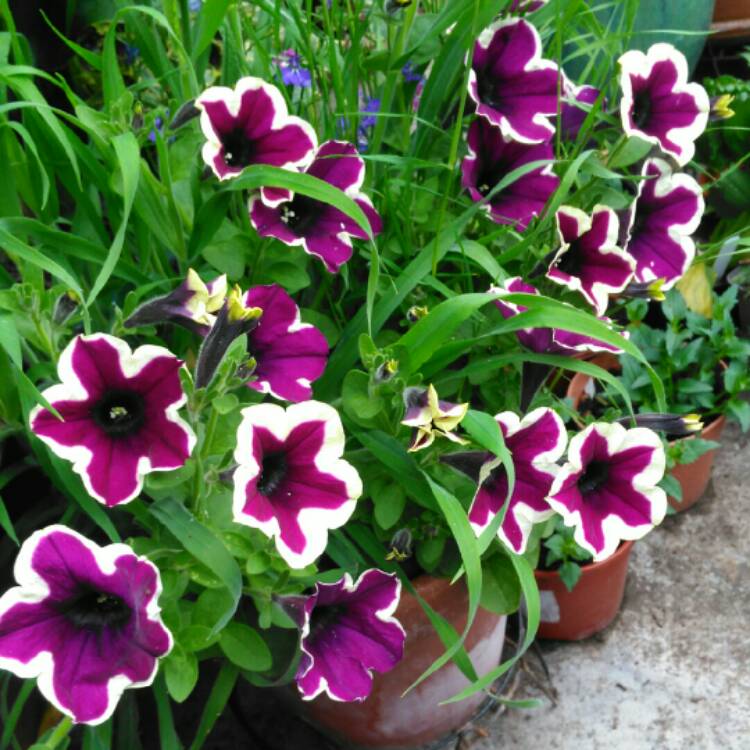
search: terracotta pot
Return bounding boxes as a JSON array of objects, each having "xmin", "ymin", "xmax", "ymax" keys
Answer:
[
  {"xmin": 566, "ymin": 363, "xmax": 725, "ymax": 512},
  {"xmin": 535, "ymin": 540, "xmax": 634, "ymax": 641},
  {"xmin": 712, "ymin": 0, "xmax": 750, "ymax": 38},
  {"xmin": 300, "ymin": 575, "xmax": 507, "ymax": 749}
]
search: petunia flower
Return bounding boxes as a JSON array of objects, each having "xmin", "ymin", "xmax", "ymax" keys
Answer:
[
  {"xmin": 242, "ymin": 284, "xmax": 329, "ymax": 402},
  {"xmin": 615, "ymin": 412, "xmax": 703, "ymax": 438},
  {"xmin": 30, "ymin": 334, "xmax": 195, "ymax": 507},
  {"xmin": 125, "ymin": 268, "xmax": 227, "ymax": 335},
  {"xmin": 468, "ymin": 18, "xmax": 559, "ymax": 143},
  {"xmin": 401, "ymin": 385, "xmax": 469, "ymax": 452},
  {"xmin": 618, "ymin": 43, "xmax": 709, "ymax": 166},
  {"xmin": 461, "ymin": 118, "xmax": 559, "ymax": 231},
  {"xmin": 276, "ymin": 49, "xmax": 312, "ymax": 89},
  {"xmin": 560, "ymin": 77, "xmax": 600, "ymax": 141},
  {"xmin": 442, "ymin": 408, "xmax": 566, "ymax": 553},
  {"xmin": 493, "ymin": 277, "xmax": 626, "ymax": 354},
  {"xmin": 232, "ymin": 402, "xmax": 362, "ymax": 568},
  {"xmin": 623, "ymin": 157, "xmax": 704, "ymax": 289},
  {"xmin": 546, "ymin": 205, "xmax": 635, "ymax": 315},
  {"xmin": 195, "ymin": 77, "xmax": 317, "ymax": 181},
  {"xmin": 0, "ymin": 525, "xmax": 172, "ymax": 725},
  {"xmin": 546, "ymin": 422, "xmax": 667, "ymax": 561},
  {"xmin": 249, "ymin": 140, "xmax": 382, "ymax": 273},
  {"xmin": 279, "ymin": 569, "xmax": 405, "ymax": 702}
]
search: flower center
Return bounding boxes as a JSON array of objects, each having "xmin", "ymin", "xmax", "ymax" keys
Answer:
[
  {"xmin": 59, "ymin": 587, "xmax": 132, "ymax": 632},
  {"xmin": 554, "ymin": 243, "xmax": 583, "ymax": 277},
  {"xmin": 279, "ymin": 195, "xmax": 319, "ymax": 234},
  {"xmin": 577, "ymin": 459, "xmax": 610, "ymax": 495},
  {"xmin": 257, "ymin": 451, "xmax": 288, "ymax": 496},
  {"xmin": 92, "ymin": 390, "xmax": 145, "ymax": 437},
  {"xmin": 476, "ymin": 72, "xmax": 503, "ymax": 111},
  {"xmin": 309, "ymin": 603, "xmax": 347, "ymax": 638},
  {"xmin": 631, "ymin": 90, "xmax": 652, "ymax": 129},
  {"xmin": 222, "ymin": 127, "xmax": 255, "ymax": 168}
]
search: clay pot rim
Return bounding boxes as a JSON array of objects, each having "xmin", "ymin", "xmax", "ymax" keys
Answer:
[{"xmin": 534, "ymin": 539, "xmax": 634, "ymax": 583}]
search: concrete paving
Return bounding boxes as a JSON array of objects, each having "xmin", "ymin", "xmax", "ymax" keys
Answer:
[{"xmin": 471, "ymin": 423, "xmax": 750, "ymax": 750}]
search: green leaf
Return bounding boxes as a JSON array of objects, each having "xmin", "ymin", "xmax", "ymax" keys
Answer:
[
  {"xmin": 164, "ymin": 647, "xmax": 199, "ymax": 703},
  {"xmin": 0, "ymin": 495, "xmax": 20, "ymax": 545},
  {"xmin": 150, "ymin": 498, "xmax": 242, "ymax": 636},
  {"xmin": 227, "ymin": 165, "xmax": 374, "ymax": 240},
  {"xmin": 86, "ymin": 132, "xmax": 140, "ymax": 307},
  {"xmin": 187, "ymin": 664, "xmax": 239, "ymax": 750},
  {"xmin": 219, "ymin": 622, "xmax": 272, "ymax": 672},
  {"xmin": 373, "ymin": 484, "xmax": 406, "ymax": 530},
  {"xmin": 558, "ymin": 561, "xmax": 582, "ymax": 592},
  {"xmin": 480, "ymin": 553, "xmax": 521, "ymax": 615},
  {"xmin": 152, "ymin": 674, "xmax": 182, "ymax": 750},
  {"xmin": 192, "ymin": 0, "xmax": 233, "ymax": 58},
  {"xmin": 659, "ymin": 472, "xmax": 682, "ymax": 501},
  {"xmin": 342, "ymin": 370, "xmax": 383, "ymax": 421}
]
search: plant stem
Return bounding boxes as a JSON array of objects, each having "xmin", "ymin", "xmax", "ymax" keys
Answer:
[{"xmin": 44, "ymin": 716, "xmax": 74, "ymax": 749}]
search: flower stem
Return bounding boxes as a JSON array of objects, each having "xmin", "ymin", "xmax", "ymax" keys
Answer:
[{"xmin": 43, "ymin": 716, "xmax": 74, "ymax": 749}]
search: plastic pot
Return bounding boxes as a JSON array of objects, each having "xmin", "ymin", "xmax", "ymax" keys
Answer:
[
  {"xmin": 535, "ymin": 540, "xmax": 634, "ymax": 641},
  {"xmin": 566, "ymin": 361, "xmax": 725, "ymax": 513},
  {"xmin": 712, "ymin": 0, "xmax": 750, "ymax": 38},
  {"xmin": 299, "ymin": 575, "xmax": 507, "ymax": 750}
]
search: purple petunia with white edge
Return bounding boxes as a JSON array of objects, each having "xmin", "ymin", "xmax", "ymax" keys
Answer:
[
  {"xmin": 445, "ymin": 408, "xmax": 566, "ymax": 554},
  {"xmin": 468, "ymin": 18, "xmax": 559, "ymax": 144},
  {"xmin": 546, "ymin": 422, "xmax": 667, "ymax": 561},
  {"xmin": 0, "ymin": 525, "xmax": 172, "ymax": 725},
  {"xmin": 249, "ymin": 140, "xmax": 382, "ymax": 273},
  {"xmin": 196, "ymin": 77, "xmax": 317, "ymax": 181},
  {"xmin": 232, "ymin": 402, "xmax": 362, "ymax": 569},
  {"xmin": 623, "ymin": 157, "xmax": 704, "ymax": 289},
  {"xmin": 243, "ymin": 284, "xmax": 329, "ymax": 403},
  {"xmin": 559, "ymin": 76, "xmax": 600, "ymax": 142},
  {"xmin": 461, "ymin": 118, "xmax": 559, "ymax": 231},
  {"xmin": 493, "ymin": 277, "xmax": 627, "ymax": 355},
  {"xmin": 618, "ymin": 43, "xmax": 709, "ymax": 167},
  {"xmin": 30, "ymin": 334, "xmax": 195, "ymax": 508},
  {"xmin": 547, "ymin": 205, "xmax": 635, "ymax": 316},
  {"xmin": 281, "ymin": 569, "xmax": 405, "ymax": 702}
]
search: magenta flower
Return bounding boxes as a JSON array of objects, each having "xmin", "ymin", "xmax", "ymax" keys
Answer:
[
  {"xmin": 125, "ymin": 268, "xmax": 227, "ymax": 335},
  {"xmin": 461, "ymin": 118, "xmax": 558, "ymax": 231},
  {"xmin": 547, "ymin": 205, "xmax": 635, "ymax": 315},
  {"xmin": 232, "ymin": 402, "xmax": 362, "ymax": 568},
  {"xmin": 468, "ymin": 18, "xmax": 559, "ymax": 143},
  {"xmin": 243, "ymin": 285, "xmax": 329, "ymax": 402},
  {"xmin": 196, "ymin": 77, "xmax": 317, "ymax": 181},
  {"xmin": 619, "ymin": 43, "xmax": 709, "ymax": 166},
  {"xmin": 284, "ymin": 569, "xmax": 405, "ymax": 702},
  {"xmin": 560, "ymin": 77, "xmax": 600, "ymax": 141},
  {"xmin": 30, "ymin": 335, "xmax": 195, "ymax": 507},
  {"xmin": 493, "ymin": 277, "xmax": 626, "ymax": 354},
  {"xmin": 546, "ymin": 423, "xmax": 667, "ymax": 561},
  {"xmin": 444, "ymin": 408, "xmax": 566, "ymax": 554},
  {"xmin": 0, "ymin": 526, "xmax": 172, "ymax": 725},
  {"xmin": 623, "ymin": 157, "xmax": 704, "ymax": 289},
  {"xmin": 249, "ymin": 140, "xmax": 382, "ymax": 273}
]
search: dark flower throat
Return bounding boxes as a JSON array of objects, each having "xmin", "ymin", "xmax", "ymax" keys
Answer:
[
  {"xmin": 257, "ymin": 452, "xmax": 288, "ymax": 496},
  {"xmin": 280, "ymin": 195, "xmax": 320, "ymax": 234},
  {"xmin": 631, "ymin": 91, "xmax": 652, "ymax": 129},
  {"xmin": 92, "ymin": 389, "xmax": 145, "ymax": 437},
  {"xmin": 59, "ymin": 587, "xmax": 132, "ymax": 632},
  {"xmin": 222, "ymin": 127, "xmax": 255, "ymax": 167},
  {"xmin": 309, "ymin": 603, "xmax": 347, "ymax": 638},
  {"xmin": 577, "ymin": 459, "xmax": 610, "ymax": 495}
]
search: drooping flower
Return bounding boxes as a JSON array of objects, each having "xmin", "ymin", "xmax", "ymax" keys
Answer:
[
  {"xmin": 30, "ymin": 335, "xmax": 195, "ymax": 507},
  {"xmin": 194, "ymin": 286, "xmax": 263, "ymax": 389},
  {"xmin": 560, "ymin": 77, "xmax": 600, "ymax": 141},
  {"xmin": 401, "ymin": 385, "xmax": 469, "ymax": 452},
  {"xmin": 461, "ymin": 118, "xmax": 558, "ymax": 231},
  {"xmin": 242, "ymin": 285, "xmax": 329, "ymax": 402},
  {"xmin": 125, "ymin": 268, "xmax": 227, "ymax": 335},
  {"xmin": 710, "ymin": 93, "xmax": 734, "ymax": 121},
  {"xmin": 493, "ymin": 277, "xmax": 626, "ymax": 354},
  {"xmin": 468, "ymin": 18, "xmax": 559, "ymax": 143},
  {"xmin": 279, "ymin": 569, "xmax": 405, "ymax": 702},
  {"xmin": 0, "ymin": 526, "xmax": 172, "ymax": 725},
  {"xmin": 196, "ymin": 77, "xmax": 317, "ymax": 181},
  {"xmin": 546, "ymin": 205, "xmax": 635, "ymax": 315},
  {"xmin": 546, "ymin": 422, "xmax": 667, "ymax": 561},
  {"xmin": 276, "ymin": 49, "xmax": 312, "ymax": 88},
  {"xmin": 442, "ymin": 408, "xmax": 566, "ymax": 553},
  {"xmin": 623, "ymin": 158, "xmax": 704, "ymax": 289},
  {"xmin": 249, "ymin": 140, "xmax": 382, "ymax": 273},
  {"xmin": 618, "ymin": 43, "xmax": 709, "ymax": 166},
  {"xmin": 232, "ymin": 402, "xmax": 362, "ymax": 568},
  {"xmin": 615, "ymin": 412, "xmax": 703, "ymax": 438}
]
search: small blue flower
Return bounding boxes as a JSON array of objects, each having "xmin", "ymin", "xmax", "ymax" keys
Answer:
[
  {"xmin": 401, "ymin": 61, "xmax": 423, "ymax": 84},
  {"xmin": 148, "ymin": 116, "xmax": 164, "ymax": 143},
  {"xmin": 360, "ymin": 97, "xmax": 380, "ymax": 129},
  {"xmin": 123, "ymin": 44, "xmax": 140, "ymax": 66},
  {"xmin": 189, "ymin": 0, "xmax": 203, "ymax": 11},
  {"xmin": 276, "ymin": 49, "xmax": 312, "ymax": 89}
]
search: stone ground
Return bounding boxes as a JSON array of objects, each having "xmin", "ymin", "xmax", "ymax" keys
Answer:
[{"xmin": 467, "ymin": 422, "xmax": 750, "ymax": 750}]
